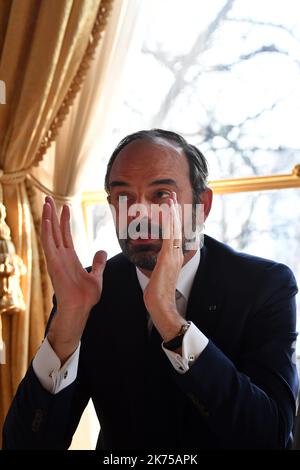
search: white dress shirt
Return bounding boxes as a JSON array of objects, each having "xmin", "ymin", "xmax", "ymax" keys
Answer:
[
  {"xmin": 33, "ymin": 251, "xmax": 208, "ymax": 394},
  {"xmin": 136, "ymin": 250, "xmax": 208, "ymax": 373}
]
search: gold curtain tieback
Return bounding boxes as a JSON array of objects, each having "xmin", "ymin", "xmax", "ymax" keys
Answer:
[
  {"xmin": 0, "ymin": 168, "xmax": 76, "ymax": 203},
  {"xmin": 0, "ymin": 168, "xmax": 28, "ymax": 184}
]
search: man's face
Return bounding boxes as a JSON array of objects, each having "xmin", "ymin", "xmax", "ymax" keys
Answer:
[{"xmin": 107, "ymin": 139, "xmax": 206, "ymax": 271}]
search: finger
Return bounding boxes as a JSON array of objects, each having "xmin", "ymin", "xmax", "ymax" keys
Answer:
[
  {"xmin": 171, "ymin": 192, "xmax": 182, "ymax": 248},
  {"xmin": 45, "ymin": 196, "xmax": 62, "ymax": 248},
  {"xmin": 41, "ymin": 202, "xmax": 57, "ymax": 257},
  {"xmin": 92, "ymin": 250, "xmax": 107, "ymax": 278},
  {"xmin": 160, "ymin": 202, "xmax": 172, "ymax": 251},
  {"xmin": 169, "ymin": 199, "xmax": 182, "ymax": 254},
  {"xmin": 60, "ymin": 204, "xmax": 74, "ymax": 249},
  {"xmin": 162, "ymin": 194, "xmax": 181, "ymax": 250}
]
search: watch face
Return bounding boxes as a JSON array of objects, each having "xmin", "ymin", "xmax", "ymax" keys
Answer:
[{"xmin": 181, "ymin": 323, "xmax": 190, "ymax": 334}]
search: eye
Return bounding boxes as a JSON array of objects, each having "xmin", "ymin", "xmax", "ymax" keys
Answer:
[
  {"xmin": 111, "ymin": 192, "xmax": 134, "ymax": 205},
  {"xmin": 154, "ymin": 190, "xmax": 171, "ymax": 200}
]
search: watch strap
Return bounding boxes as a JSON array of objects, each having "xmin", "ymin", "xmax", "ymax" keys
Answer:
[{"xmin": 163, "ymin": 322, "xmax": 190, "ymax": 351}]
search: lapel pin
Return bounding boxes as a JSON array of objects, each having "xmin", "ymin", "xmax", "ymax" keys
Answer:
[{"xmin": 209, "ymin": 305, "xmax": 217, "ymax": 311}]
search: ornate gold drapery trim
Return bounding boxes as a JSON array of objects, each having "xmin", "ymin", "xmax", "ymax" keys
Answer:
[
  {"xmin": 33, "ymin": 0, "xmax": 114, "ymax": 168},
  {"xmin": 1, "ymin": 0, "xmax": 115, "ymax": 205}
]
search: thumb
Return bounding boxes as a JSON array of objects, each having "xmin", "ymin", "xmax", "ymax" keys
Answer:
[{"xmin": 92, "ymin": 250, "xmax": 107, "ymax": 278}]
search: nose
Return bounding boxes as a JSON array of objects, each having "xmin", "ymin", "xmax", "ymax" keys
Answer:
[
  {"xmin": 127, "ymin": 195, "xmax": 152, "ymax": 223},
  {"xmin": 136, "ymin": 194, "xmax": 151, "ymax": 207}
]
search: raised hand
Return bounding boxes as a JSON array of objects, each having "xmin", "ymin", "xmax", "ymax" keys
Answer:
[
  {"xmin": 143, "ymin": 192, "xmax": 186, "ymax": 341},
  {"xmin": 41, "ymin": 196, "xmax": 107, "ymax": 362}
]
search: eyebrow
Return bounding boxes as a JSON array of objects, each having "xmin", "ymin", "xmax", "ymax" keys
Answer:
[
  {"xmin": 109, "ymin": 181, "xmax": 130, "ymax": 188},
  {"xmin": 149, "ymin": 179, "xmax": 178, "ymax": 188},
  {"xmin": 109, "ymin": 178, "xmax": 178, "ymax": 189}
]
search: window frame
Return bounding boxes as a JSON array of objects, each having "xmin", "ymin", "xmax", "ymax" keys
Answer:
[{"xmin": 82, "ymin": 164, "xmax": 300, "ymax": 231}]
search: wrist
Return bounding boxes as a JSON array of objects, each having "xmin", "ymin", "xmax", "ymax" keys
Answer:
[
  {"xmin": 47, "ymin": 310, "xmax": 86, "ymax": 363},
  {"xmin": 56, "ymin": 304, "xmax": 91, "ymax": 317},
  {"xmin": 159, "ymin": 317, "xmax": 188, "ymax": 342},
  {"xmin": 47, "ymin": 333, "xmax": 79, "ymax": 365},
  {"xmin": 163, "ymin": 322, "xmax": 190, "ymax": 350}
]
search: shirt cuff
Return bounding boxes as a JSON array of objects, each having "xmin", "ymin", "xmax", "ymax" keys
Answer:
[
  {"xmin": 162, "ymin": 321, "xmax": 208, "ymax": 374},
  {"xmin": 32, "ymin": 337, "xmax": 80, "ymax": 394}
]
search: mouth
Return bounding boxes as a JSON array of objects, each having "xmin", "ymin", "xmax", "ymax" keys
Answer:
[{"xmin": 129, "ymin": 237, "xmax": 160, "ymax": 245}]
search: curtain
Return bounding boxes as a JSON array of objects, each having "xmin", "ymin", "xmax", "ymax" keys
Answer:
[
  {"xmin": 0, "ymin": 0, "xmax": 113, "ymax": 438},
  {"xmin": 35, "ymin": 0, "xmax": 141, "ymax": 448},
  {"xmin": 49, "ymin": 0, "xmax": 142, "ymax": 264}
]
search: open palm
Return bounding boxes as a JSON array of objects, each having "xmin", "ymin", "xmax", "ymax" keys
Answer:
[{"xmin": 41, "ymin": 196, "xmax": 107, "ymax": 361}]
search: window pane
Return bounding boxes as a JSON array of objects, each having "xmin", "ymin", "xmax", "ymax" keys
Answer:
[
  {"xmin": 87, "ymin": 0, "xmax": 300, "ymax": 188},
  {"xmin": 206, "ymin": 188, "xmax": 300, "ymax": 349},
  {"xmin": 88, "ymin": 203, "xmax": 120, "ymax": 259}
]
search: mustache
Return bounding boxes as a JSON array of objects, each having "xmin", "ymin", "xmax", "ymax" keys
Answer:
[
  {"xmin": 120, "ymin": 240, "xmax": 161, "ymax": 254},
  {"xmin": 118, "ymin": 222, "xmax": 163, "ymax": 240}
]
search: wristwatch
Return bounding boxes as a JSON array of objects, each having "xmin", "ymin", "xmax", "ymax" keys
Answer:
[{"xmin": 163, "ymin": 322, "xmax": 190, "ymax": 351}]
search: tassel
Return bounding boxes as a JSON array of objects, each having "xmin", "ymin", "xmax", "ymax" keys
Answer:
[
  {"xmin": 0, "ymin": 317, "xmax": 5, "ymax": 364},
  {"xmin": 0, "ymin": 202, "xmax": 26, "ymax": 363}
]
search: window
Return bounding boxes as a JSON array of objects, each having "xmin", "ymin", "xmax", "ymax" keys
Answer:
[{"xmin": 82, "ymin": 0, "xmax": 300, "ymax": 341}]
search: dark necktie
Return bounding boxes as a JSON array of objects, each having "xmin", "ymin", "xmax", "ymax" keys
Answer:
[
  {"xmin": 145, "ymin": 290, "xmax": 185, "ymax": 447},
  {"xmin": 147, "ymin": 289, "xmax": 185, "ymax": 334}
]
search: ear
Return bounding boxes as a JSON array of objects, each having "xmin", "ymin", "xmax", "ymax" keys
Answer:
[
  {"xmin": 107, "ymin": 195, "xmax": 115, "ymax": 217},
  {"xmin": 200, "ymin": 188, "xmax": 213, "ymax": 222},
  {"xmin": 107, "ymin": 196, "xmax": 117, "ymax": 226}
]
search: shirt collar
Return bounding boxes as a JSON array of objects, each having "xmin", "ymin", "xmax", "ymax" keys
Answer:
[{"xmin": 136, "ymin": 250, "xmax": 200, "ymax": 302}]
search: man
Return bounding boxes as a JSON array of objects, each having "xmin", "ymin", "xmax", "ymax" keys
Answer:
[{"xmin": 2, "ymin": 129, "xmax": 298, "ymax": 449}]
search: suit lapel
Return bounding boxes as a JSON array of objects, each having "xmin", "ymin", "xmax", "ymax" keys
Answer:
[{"xmin": 186, "ymin": 236, "xmax": 224, "ymax": 342}]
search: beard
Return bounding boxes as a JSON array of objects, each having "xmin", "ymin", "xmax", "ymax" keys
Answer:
[
  {"xmin": 116, "ymin": 205, "xmax": 204, "ymax": 271},
  {"xmin": 117, "ymin": 225, "xmax": 201, "ymax": 271},
  {"xmin": 118, "ymin": 238, "xmax": 162, "ymax": 271}
]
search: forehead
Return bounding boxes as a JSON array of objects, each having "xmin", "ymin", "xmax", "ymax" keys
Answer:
[{"xmin": 109, "ymin": 139, "xmax": 190, "ymax": 182}]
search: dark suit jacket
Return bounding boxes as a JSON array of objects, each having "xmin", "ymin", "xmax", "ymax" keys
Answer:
[{"xmin": 2, "ymin": 235, "xmax": 299, "ymax": 449}]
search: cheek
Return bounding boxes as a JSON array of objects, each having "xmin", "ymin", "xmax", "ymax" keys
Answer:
[
  {"xmin": 114, "ymin": 205, "xmax": 149, "ymax": 236},
  {"xmin": 181, "ymin": 204, "xmax": 195, "ymax": 230},
  {"xmin": 113, "ymin": 208, "xmax": 129, "ymax": 232},
  {"xmin": 149, "ymin": 205, "xmax": 168, "ymax": 229}
]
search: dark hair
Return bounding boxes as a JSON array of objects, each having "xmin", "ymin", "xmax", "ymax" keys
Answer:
[{"xmin": 104, "ymin": 129, "xmax": 209, "ymax": 203}]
